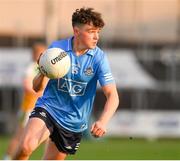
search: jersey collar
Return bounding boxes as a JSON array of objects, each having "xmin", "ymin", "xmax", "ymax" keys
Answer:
[{"xmin": 67, "ymin": 37, "xmax": 95, "ymax": 56}]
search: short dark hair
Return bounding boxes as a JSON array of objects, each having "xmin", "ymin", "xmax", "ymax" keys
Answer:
[{"xmin": 72, "ymin": 7, "xmax": 105, "ymax": 28}]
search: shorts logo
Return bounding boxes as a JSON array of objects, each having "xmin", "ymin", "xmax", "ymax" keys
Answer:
[
  {"xmin": 65, "ymin": 146, "xmax": 72, "ymax": 150},
  {"xmin": 39, "ymin": 112, "xmax": 46, "ymax": 118},
  {"xmin": 58, "ymin": 78, "xmax": 87, "ymax": 96},
  {"xmin": 31, "ymin": 110, "xmax": 35, "ymax": 115},
  {"xmin": 75, "ymin": 143, "xmax": 80, "ymax": 150}
]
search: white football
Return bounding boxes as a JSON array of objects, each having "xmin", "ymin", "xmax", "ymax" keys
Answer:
[{"xmin": 39, "ymin": 48, "xmax": 71, "ymax": 79}]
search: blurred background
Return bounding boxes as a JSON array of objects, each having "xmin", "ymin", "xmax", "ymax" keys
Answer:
[{"xmin": 1, "ymin": 0, "xmax": 180, "ymax": 159}]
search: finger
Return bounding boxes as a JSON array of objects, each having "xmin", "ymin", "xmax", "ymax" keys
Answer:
[
  {"xmin": 92, "ymin": 128, "xmax": 104, "ymax": 138},
  {"xmin": 91, "ymin": 128, "xmax": 98, "ymax": 135},
  {"xmin": 90, "ymin": 123, "xmax": 95, "ymax": 132},
  {"xmin": 94, "ymin": 129, "xmax": 102, "ymax": 137},
  {"xmin": 91, "ymin": 122, "xmax": 99, "ymax": 132},
  {"xmin": 91, "ymin": 125, "xmax": 99, "ymax": 135},
  {"xmin": 97, "ymin": 128, "xmax": 106, "ymax": 136},
  {"xmin": 37, "ymin": 53, "xmax": 43, "ymax": 64},
  {"xmin": 99, "ymin": 130, "xmax": 105, "ymax": 137}
]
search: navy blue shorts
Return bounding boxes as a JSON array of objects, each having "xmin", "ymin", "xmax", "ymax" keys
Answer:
[{"xmin": 29, "ymin": 107, "xmax": 82, "ymax": 154}]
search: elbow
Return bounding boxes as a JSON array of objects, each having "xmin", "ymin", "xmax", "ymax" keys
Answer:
[
  {"xmin": 33, "ymin": 87, "xmax": 38, "ymax": 93},
  {"xmin": 33, "ymin": 83, "xmax": 42, "ymax": 92},
  {"xmin": 32, "ymin": 80, "xmax": 40, "ymax": 93},
  {"xmin": 33, "ymin": 85, "xmax": 39, "ymax": 93}
]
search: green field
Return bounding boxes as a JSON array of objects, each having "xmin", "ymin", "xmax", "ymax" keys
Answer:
[{"xmin": 1, "ymin": 135, "xmax": 180, "ymax": 160}]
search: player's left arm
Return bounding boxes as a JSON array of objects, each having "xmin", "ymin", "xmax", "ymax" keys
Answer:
[{"xmin": 91, "ymin": 83, "xmax": 119, "ymax": 137}]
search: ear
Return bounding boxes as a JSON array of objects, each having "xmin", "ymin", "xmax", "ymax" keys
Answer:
[{"xmin": 73, "ymin": 26, "xmax": 80, "ymax": 36}]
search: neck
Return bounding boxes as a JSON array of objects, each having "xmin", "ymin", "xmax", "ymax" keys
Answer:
[{"xmin": 73, "ymin": 38, "xmax": 88, "ymax": 56}]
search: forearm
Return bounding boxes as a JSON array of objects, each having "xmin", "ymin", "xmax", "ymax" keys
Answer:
[
  {"xmin": 98, "ymin": 92, "xmax": 119, "ymax": 125},
  {"xmin": 91, "ymin": 90, "xmax": 119, "ymax": 138},
  {"xmin": 33, "ymin": 72, "xmax": 45, "ymax": 92}
]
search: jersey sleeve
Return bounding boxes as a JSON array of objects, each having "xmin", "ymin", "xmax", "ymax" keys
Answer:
[
  {"xmin": 48, "ymin": 41, "xmax": 59, "ymax": 48},
  {"xmin": 97, "ymin": 53, "xmax": 115, "ymax": 86},
  {"xmin": 48, "ymin": 42, "xmax": 54, "ymax": 49}
]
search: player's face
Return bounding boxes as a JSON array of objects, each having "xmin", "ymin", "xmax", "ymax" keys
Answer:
[{"xmin": 74, "ymin": 23, "xmax": 101, "ymax": 49}]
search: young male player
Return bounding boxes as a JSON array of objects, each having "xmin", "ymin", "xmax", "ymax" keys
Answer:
[{"xmin": 13, "ymin": 7, "xmax": 119, "ymax": 160}]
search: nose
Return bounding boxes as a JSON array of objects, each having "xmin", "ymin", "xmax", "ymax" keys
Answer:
[{"xmin": 93, "ymin": 32, "xmax": 99, "ymax": 40}]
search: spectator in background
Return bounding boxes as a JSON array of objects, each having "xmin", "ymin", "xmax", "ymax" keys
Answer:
[{"xmin": 3, "ymin": 42, "xmax": 48, "ymax": 160}]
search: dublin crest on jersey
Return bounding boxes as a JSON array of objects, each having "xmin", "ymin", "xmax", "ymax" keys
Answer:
[{"xmin": 84, "ymin": 67, "xmax": 94, "ymax": 76}]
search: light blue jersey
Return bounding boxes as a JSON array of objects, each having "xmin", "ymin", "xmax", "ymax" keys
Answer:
[{"xmin": 35, "ymin": 37, "xmax": 115, "ymax": 132}]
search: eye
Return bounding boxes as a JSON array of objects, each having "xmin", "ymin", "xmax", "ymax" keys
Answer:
[{"xmin": 88, "ymin": 30, "xmax": 94, "ymax": 33}]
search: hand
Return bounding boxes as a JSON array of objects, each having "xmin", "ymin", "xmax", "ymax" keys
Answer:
[
  {"xmin": 37, "ymin": 53, "xmax": 44, "ymax": 75},
  {"xmin": 37, "ymin": 53, "xmax": 43, "ymax": 65},
  {"xmin": 90, "ymin": 121, "xmax": 107, "ymax": 138}
]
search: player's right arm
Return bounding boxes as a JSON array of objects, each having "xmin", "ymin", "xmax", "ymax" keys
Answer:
[
  {"xmin": 33, "ymin": 71, "xmax": 45, "ymax": 92},
  {"xmin": 33, "ymin": 51, "xmax": 47, "ymax": 92}
]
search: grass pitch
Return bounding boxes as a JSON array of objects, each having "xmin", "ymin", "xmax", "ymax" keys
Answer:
[{"xmin": 0, "ymin": 135, "xmax": 180, "ymax": 159}]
